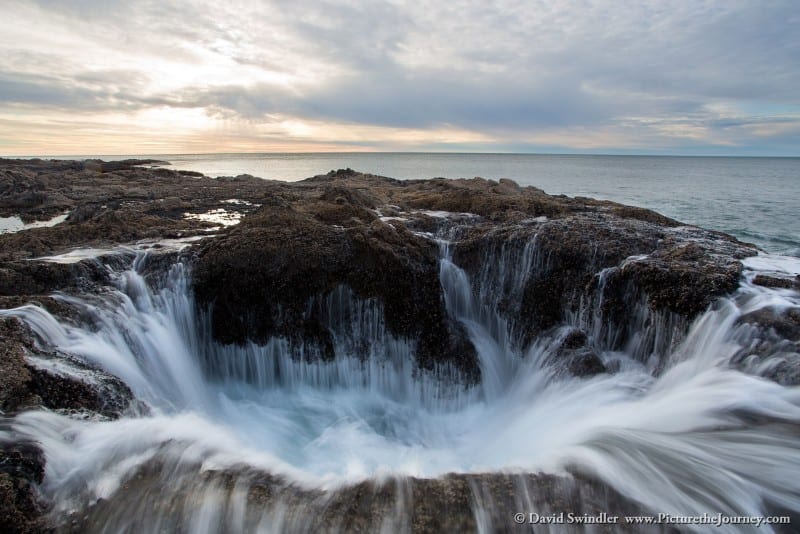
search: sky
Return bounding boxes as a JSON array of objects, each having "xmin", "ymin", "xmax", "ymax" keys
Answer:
[{"xmin": 0, "ymin": 0, "xmax": 798, "ymax": 156}]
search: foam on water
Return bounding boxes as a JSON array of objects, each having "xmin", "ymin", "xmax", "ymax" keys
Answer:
[
  {"xmin": 32, "ymin": 235, "xmax": 212, "ymax": 264},
  {"xmin": 0, "ymin": 212, "xmax": 69, "ymax": 234},
  {"xmin": 742, "ymin": 253, "xmax": 800, "ymax": 278},
  {"xmin": 184, "ymin": 208, "xmax": 244, "ymax": 227}
]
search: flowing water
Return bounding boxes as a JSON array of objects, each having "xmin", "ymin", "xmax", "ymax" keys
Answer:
[{"xmin": 2, "ymin": 229, "xmax": 800, "ymax": 531}]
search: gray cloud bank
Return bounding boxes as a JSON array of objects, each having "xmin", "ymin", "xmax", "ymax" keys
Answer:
[{"xmin": 1, "ymin": 0, "xmax": 798, "ymax": 154}]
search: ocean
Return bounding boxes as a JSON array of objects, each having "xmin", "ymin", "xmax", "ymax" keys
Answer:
[{"xmin": 51, "ymin": 152, "xmax": 800, "ymax": 255}]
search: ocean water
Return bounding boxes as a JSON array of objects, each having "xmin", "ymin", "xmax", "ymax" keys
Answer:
[{"xmin": 68, "ymin": 153, "xmax": 800, "ymax": 257}]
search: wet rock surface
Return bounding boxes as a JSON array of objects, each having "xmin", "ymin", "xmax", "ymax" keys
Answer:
[
  {"xmin": 192, "ymin": 175, "xmax": 479, "ymax": 378},
  {"xmin": 548, "ymin": 328, "xmax": 607, "ymax": 378},
  {"xmin": 1, "ymin": 315, "xmax": 136, "ymax": 417},
  {"xmin": 0, "ymin": 261, "xmax": 111, "ymax": 298},
  {"xmin": 0, "ymin": 160, "xmax": 759, "ymax": 373},
  {"xmin": 68, "ymin": 460, "xmax": 668, "ymax": 534},
  {"xmin": 0, "ymin": 158, "xmax": 268, "ymax": 262},
  {"xmin": 0, "ymin": 440, "xmax": 45, "ymax": 534},
  {"xmin": 1, "ymin": 298, "xmax": 136, "ymax": 532},
  {"xmin": 1, "ymin": 158, "xmax": 793, "ymax": 532},
  {"xmin": 192, "ymin": 170, "xmax": 757, "ymax": 379},
  {"xmin": 734, "ymin": 307, "xmax": 800, "ymax": 385},
  {"xmin": 753, "ymin": 274, "xmax": 800, "ymax": 290}
]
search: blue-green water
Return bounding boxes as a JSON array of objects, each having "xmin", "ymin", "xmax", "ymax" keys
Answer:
[{"xmin": 54, "ymin": 153, "xmax": 800, "ymax": 256}]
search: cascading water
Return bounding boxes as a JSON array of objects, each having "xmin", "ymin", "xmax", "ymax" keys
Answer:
[{"xmin": 2, "ymin": 241, "xmax": 800, "ymax": 532}]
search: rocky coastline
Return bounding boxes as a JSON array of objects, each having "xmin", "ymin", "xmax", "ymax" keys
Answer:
[{"xmin": 1, "ymin": 158, "xmax": 798, "ymax": 532}]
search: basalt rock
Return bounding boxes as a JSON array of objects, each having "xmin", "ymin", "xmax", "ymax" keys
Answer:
[
  {"xmin": 193, "ymin": 184, "xmax": 480, "ymax": 380},
  {"xmin": 549, "ymin": 328, "xmax": 607, "ymax": 377},
  {"xmin": 449, "ymin": 211, "xmax": 754, "ymax": 359},
  {"xmin": 68, "ymin": 460, "xmax": 665, "ymax": 534},
  {"xmin": 0, "ymin": 159, "xmax": 782, "ymax": 532},
  {"xmin": 192, "ymin": 169, "xmax": 758, "ymax": 379},
  {"xmin": 0, "ymin": 260, "xmax": 110, "ymax": 297},
  {"xmin": 1, "ymin": 158, "xmax": 762, "ymax": 381},
  {"xmin": 0, "ymin": 313, "xmax": 137, "ymax": 534},
  {"xmin": 733, "ymin": 307, "xmax": 800, "ymax": 385},
  {"xmin": 0, "ymin": 319, "xmax": 40, "ymax": 413},
  {"xmin": 0, "ymin": 316, "xmax": 136, "ymax": 418},
  {"xmin": 0, "ymin": 157, "xmax": 270, "ymax": 261},
  {"xmin": 753, "ymin": 274, "xmax": 800, "ymax": 290},
  {"xmin": 0, "ymin": 440, "xmax": 46, "ymax": 534}
]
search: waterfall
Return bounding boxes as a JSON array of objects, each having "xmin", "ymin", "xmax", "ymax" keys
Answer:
[
  {"xmin": 438, "ymin": 238, "xmax": 518, "ymax": 400},
  {"xmin": 2, "ymin": 247, "xmax": 800, "ymax": 532},
  {"xmin": 198, "ymin": 284, "xmax": 476, "ymax": 411}
]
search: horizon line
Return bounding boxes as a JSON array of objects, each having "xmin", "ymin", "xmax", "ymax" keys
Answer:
[{"xmin": 3, "ymin": 150, "xmax": 799, "ymax": 160}]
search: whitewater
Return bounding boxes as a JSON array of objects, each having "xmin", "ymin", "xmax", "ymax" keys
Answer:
[{"xmin": 2, "ymin": 230, "xmax": 800, "ymax": 532}]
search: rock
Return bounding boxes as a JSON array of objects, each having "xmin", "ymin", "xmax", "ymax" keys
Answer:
[
  {"xmin": 0, "ymin": 316, "xmax": 49, "ymax": 533},
  {"xmin": 83, "ymin": 159, "xmax": 167, "ymax": 173},
  {"xmin": 566, "ymin": 350, "xmax": 606, "ymax": 377},
  {"xmin": 189, "ymin": 169, "xmax": 757, "ymax": 379},
  {"xmin": 0, "ymin": 158, "xmax": 764, "ymax": 382},
  {"xmin": 753, "ymin": 274, "xmax": 800, "ymax": 290},
  {"xmin": 0, "ymin": 261, "xmax": 110, "ymax": 297},
  {"xmin": 0, "ymin": 316, "xmax": 136, "ymax": 417},
  {"xmin": 612, "ymin": 238, "xmax": 746, "ymax": 317},
  {"xmin": 193, "ymin": 184, "xmax": 481, "ymax": 380},
  {"xmin": 545, "ymin": 328, "xmax": 607, "ymax": 377},
  {"xmin": 0, "ymin": 319, "xmax": 39, "ymax": 413},
  {"xmin": 70, "ymin": 460, "xmax": 661, "ymax": 533},
  {"xmin": 0, "ymin": 442, "xmax": 45, "ymax": 534},
  {"xmin": 0, "ymin": 158, "xmax": 783, "ymax": 531},
  {"xmin": 451, "ymin": 215, "xmax": 752, "ymax": 361},
  {"xmin": 0, "ymin": 157, "xmax": 268, "ymax": 260},
  {"xmin": 0, "ymin": 299, "xmax": 139, "ymax": 533},
  {"xmin": 739, "ymin": 307, "xmax": 800, "ymax": 341},
  {"xmin": 733, "ymin": 307, "xmax": 800, "ymax": 385},
  {"xmin": 27, "ymin": 364, "xmax": 136, "ymax": 418},
  {"xmin": 560, "ymin": 328, "xmax": 588, "ymax": 350}
]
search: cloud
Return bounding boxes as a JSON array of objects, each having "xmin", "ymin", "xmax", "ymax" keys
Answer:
[{"xmin": 0, "ymin": 0, "xmax": 798, "ymax": 154}]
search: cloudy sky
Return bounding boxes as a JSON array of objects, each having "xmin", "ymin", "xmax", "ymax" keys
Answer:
[{"xmin": 0, "ymin": 0, "xmax": 798, "ymax": 156}]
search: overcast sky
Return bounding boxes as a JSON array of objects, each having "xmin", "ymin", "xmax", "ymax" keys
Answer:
[{"xmin": 0, "ymin": 0, "xmax": 798, "ymax": 155}]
